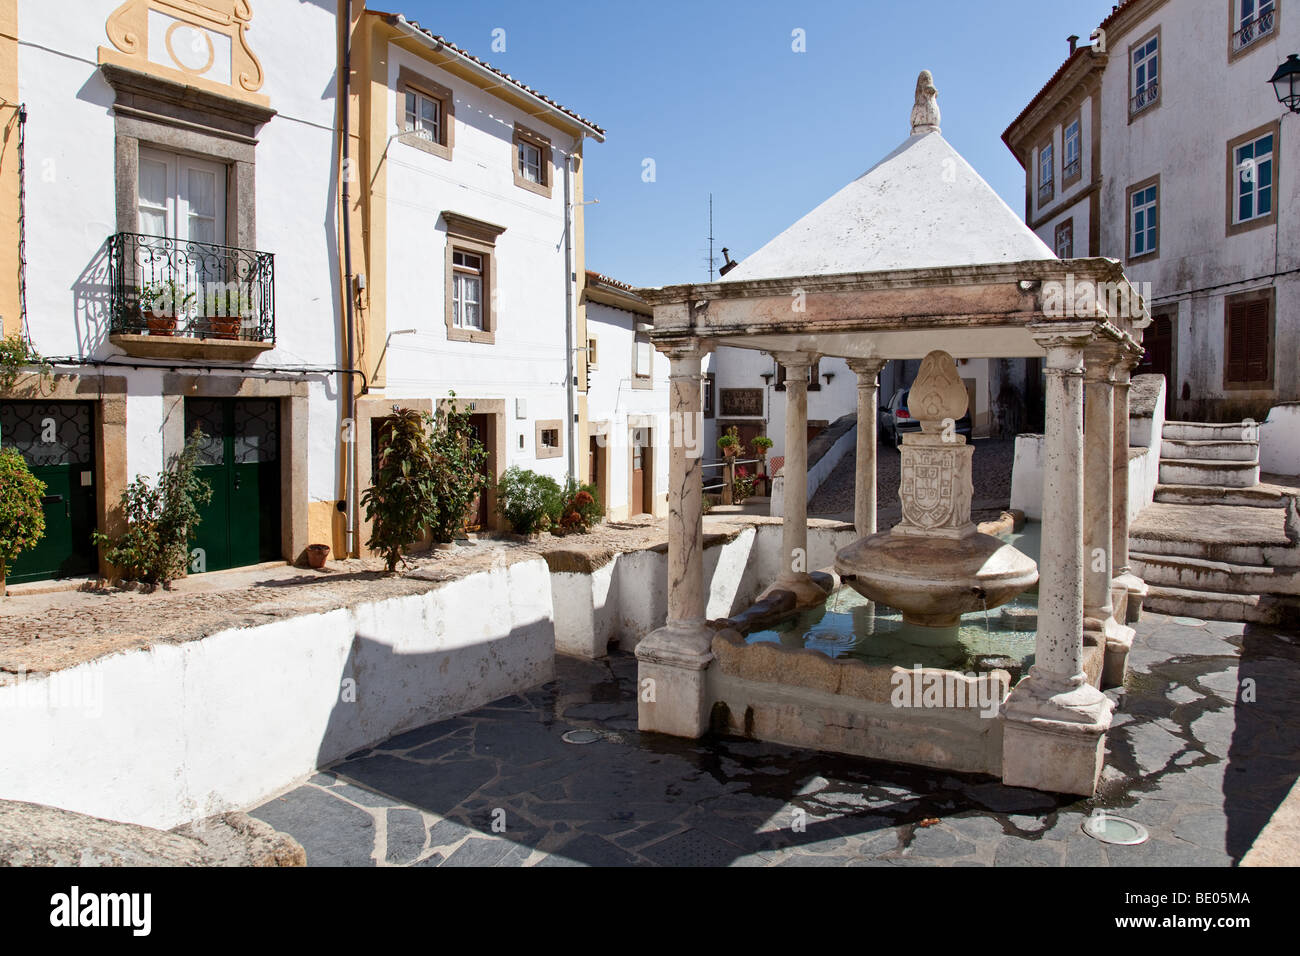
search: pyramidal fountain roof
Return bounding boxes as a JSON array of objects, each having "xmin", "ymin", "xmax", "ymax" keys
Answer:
[{"xmin": 719, "ymin": 71, "xmax": 1055, "ymax": 283}]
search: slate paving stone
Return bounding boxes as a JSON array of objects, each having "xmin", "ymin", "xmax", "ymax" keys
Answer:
[
  {"xmin": 963, "ymin": 782, "xmax": 1060, "ymax": 814},
  {"xmin": 329, "ymin": 782, "xmax": 406, "ymax": 809},
  {"xmin": 543, "ymin": 833, "xmax": 641, "ymax": 866},
  {"xmin": 381, "ymin": 717, "xmax": 472, "ymax": 751},
  {"xmin": 903, "ymin": 824, "xmax": 977, "ymax": 859},
  {"xmin": 341, "ymin": 752, "xmax": 496, "ymax": 813},
  {"xmin": 308, "ymin": 773, "xmax": 339, "ymax": 787},
  {"xmin": 251, "ymin": 787, "xmax": 376, "ymax": 867},
  {"xmin": 441, "ymin": 837, "xmax": 521, "ymax": 867},
  {"xmin": 412, "ymin": 852, "xmax": 445, "ymax": 867},
  {"xmin": 992, "ymin": 835, "xmax": 1065, "ymax": 866},
  {"xmin": 641, "ymin": 829, "xmax": 742, "ymax": 867},
  {"xmin": 405, "ymin": 735, "xmax": 473, "ymax": 763},
  {"xmin": 426, "ymin": 817, "xmax": 474, "ymax": 849},
  {"xmin": 385, "ymin": 808, "xmax": 427, "ymax": 864}
]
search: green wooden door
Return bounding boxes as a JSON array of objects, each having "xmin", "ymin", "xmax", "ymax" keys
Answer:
[
  {"xmin": 184, "ymin": 398, "xmax": 280, "ymax": 573},
  {"xmin": 0, "ymin": 402, "xmax": 97, "ymax": 583}
]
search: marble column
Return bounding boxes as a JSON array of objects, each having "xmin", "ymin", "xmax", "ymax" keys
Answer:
[
  {"xmin": 1083, "ymin": 342, "xmax": 1135, "ymax": 688},
  {"xmin": 636, "ymin": 338, "xmax": 715, "ymax": 738},
  {"xmin": 1111, "ymin": 348, "xmax": 1148, "ymax": 624},
  {"xmin": 763, "ymin": 351, "xmax": 827, "ymax": 608},
  {"xmin": 847, "ymin": 358, "xmax": 888, "ymax": 539},
  {"xmin": 1002, "ymin": 324, "xmax": 1114, "ymax": 796}
]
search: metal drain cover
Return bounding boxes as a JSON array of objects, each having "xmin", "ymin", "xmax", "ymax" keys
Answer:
[
  {"xmin": 1081, "ymin": 812, "xmax": 1149, "ymax": 845},
  {"xmin": 561, "ymin": 729, "xmax": 603, "ymax": 745}
]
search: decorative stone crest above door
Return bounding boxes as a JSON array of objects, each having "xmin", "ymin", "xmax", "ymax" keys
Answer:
[{"xmin": 100, "ymin": 0, "xmax": 267, "ymax": 105}]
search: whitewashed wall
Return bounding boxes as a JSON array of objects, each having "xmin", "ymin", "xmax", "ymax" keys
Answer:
[
  {"xmin": 17, "ymin": 0, "xmax": 343, "ymax": 501},
  {"xmin": 381, "ymin": 42, "xmax": 578, "ymax": 483},
  {"xmin": 584, "ymin": 300, "xmax": 670, "ymax": 515}
]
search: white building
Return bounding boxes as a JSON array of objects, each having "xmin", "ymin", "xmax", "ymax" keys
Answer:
[
  {"xmin": 1004, "ymin": 0, "xmax": 1298, "ymax": 422},
  {"xmin": 581, "ymin": 272, "xmax": 669, "ymax": 519},
  {"xmin": 1, "ymin": 0, "xmax": 343, "ymax": 582},
  {"xmin": 344, "ymin": 9, "xmax": 605, "ymax": 540}
]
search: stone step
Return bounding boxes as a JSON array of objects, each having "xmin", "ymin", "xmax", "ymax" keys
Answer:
[
  {"xmin": 1153, "ymin": 483, "xmax": 1293, "ymax": 508},
  {"xmin": 1130, "ymin": 502, "xmax": 1297, "ymax": 567},
  {"xmin": 1143, "ymin": 584, "xmax": 1300, "ymax": 627},
  {"xmin": 1160, "ymin": 438, "xmax": 1259, "ymax": 462},
  {"xmin": 1129, "ymin": 550, "xmax": 1299, "ymax": 596},
  {"xmin": 1159, "ymin": 458, "xmax": 1260, "ymax": 488},
  {"xmin": 1162, "ymin": 420, "xmax": 1253, "ymax": 442}
]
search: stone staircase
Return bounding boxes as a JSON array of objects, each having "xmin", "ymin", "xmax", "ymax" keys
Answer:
[{"xmin": 1129, "ymin": 420, "xmax": 1300, "ymax": 626}]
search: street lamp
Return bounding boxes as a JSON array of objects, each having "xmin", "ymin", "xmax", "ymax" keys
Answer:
[{"xmin": 1270, "ymin": 54, "xmax": 1300, "ymax": 113}]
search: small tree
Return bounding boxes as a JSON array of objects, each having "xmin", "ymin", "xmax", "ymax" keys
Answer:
[
  {"xmin": 428, "ymin": 398, "xmax": 488, "ymax": 544},
  {"xmin": 93, "ymin": 428, "xmax": 213, "ymax": 587},
  {"xmin": 0, "ymin": 448, "xmax": 46, "ymax": 590},
  {"xmin": 362, "ymin": 407, "xmax": 439, "ymax": 572}
]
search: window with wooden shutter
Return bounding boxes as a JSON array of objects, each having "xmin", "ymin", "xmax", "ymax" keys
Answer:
[{"xmin": 1224, "ymin": 294, "xmax": 1272, "ymax": 388}]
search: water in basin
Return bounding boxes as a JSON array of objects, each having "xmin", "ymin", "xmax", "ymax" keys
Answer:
[{"xmin": 745, "ymin": 522, "xmax": 1043, "ymax": 675}]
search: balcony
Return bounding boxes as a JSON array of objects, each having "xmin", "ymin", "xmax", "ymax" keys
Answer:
[
  {"xmin": 1037, "ymin": 179, "xmax": 1054, "ymax": 205},
  {"xmin": 107, "ymin": 232, "xmax": 275, "ymax": 360},
  {"xmin": 1129, "ymin": 79, "xmax": 1159, "ymax": 117},
  {"xmin": 1063, "ymin": 157, "xmax": 1081, "ymax": 182},
  {"xmin": 1233, "ymin": 7, "xmax": 1275, "ymax": 54}
]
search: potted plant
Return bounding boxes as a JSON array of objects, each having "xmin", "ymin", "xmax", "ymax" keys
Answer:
[
  {"xmin": 306, "ymin": 543, "xmax": 331, "ymax": 569},
  {"xmin": 140, "ymin": 280, "xmax": 193, "ymax": 336},
  {"xmin": 717, "ymin": 426, "xmax": 740, "ymax": 458},
  {"xmin": 751, "ymin": 435, "xmax": 774, "ymax": 494}
]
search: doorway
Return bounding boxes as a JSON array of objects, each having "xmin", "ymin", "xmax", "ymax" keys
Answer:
[
  {"xmin": 1139, "ymin": 313, "xmax": 1173, "ymax": 415},
  {"xmin": 0, "ymin": 401, "xmax": 98, "ymax": 583},
  {"xmin": 184, "ymin": 397, "xmax": 281, "ymax": 572},
  {"xmin": 466, "ymin": 413, "xmax": 491, "ymax": 531},
  {"xmin": 630, "ymin": 426, "xmax": 653, "ymax": 516}
]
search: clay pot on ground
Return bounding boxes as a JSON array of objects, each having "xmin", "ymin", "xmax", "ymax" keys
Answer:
[{"xmin": 306, "ymin": 543, "xmax": 330, "ymax": 569}]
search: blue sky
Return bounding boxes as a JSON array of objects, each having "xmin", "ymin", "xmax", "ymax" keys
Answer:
[{"xmin": 396, "ymin": 0, "xmax": 1121, "ymax": 287}]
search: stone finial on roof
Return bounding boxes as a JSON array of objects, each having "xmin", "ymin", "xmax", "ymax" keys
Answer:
[{"xmin": 910, "ymin": 70, "xmax": 940, "ymax": 135}]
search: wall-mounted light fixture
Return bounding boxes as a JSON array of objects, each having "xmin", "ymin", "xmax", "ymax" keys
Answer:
[
  {"xmin": 822, "ymin": 371, "xmax": 835, "ymax": 386},
  {"xmin": 1270, "ymin": 54, "xmax": 1300, "ymax": 113},
  {"xmin": 760, "ymin": 371, "xmax": 774, "ymax": 385}
]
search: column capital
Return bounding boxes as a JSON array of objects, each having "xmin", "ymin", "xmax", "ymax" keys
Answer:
[
  {"xmin": 772, "ymin": 350, "xmax": 820, "ymax": 369},
  {"xmin": 1029, "ymin": 321, "xmax": 1098, "ymax": 372},
  {"xmin": 846, "ymin": 357, "xmax": 889, "ymax": 380},
  {"xmin": 654, "ymin": 336, "xmax": 714, "ymax": 363},
  {"xmin": 1083, "ymin": 339, "xmax": 1127, "ymax": 384}
]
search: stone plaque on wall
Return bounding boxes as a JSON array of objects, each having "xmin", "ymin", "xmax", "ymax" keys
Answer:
[{"xmin": 720, "ymin": 388, "xmax": 764, "ymax": 417}]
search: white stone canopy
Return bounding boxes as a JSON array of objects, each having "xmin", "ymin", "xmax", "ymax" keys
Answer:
[{"xmin": 632, "ymin": 72, "xmax": 1151, "ymax": 797}]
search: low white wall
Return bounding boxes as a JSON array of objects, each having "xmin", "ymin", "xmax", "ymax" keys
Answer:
[
  {"xmin": 0, "ymin": 560, "xmax": 556, "ymax": 830},
  {"xmin": 1009, "ymin": 434, "xmax": 1046, "ymax": 520},
  {"xmin": 1260, "ymin": 404, "xmax": 1300, "ymax": 477}
]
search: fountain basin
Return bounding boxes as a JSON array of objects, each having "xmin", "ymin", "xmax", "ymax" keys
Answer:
[{"xmin": 834, "ymin": 530, "xmax": 1038, "ymax": 628}]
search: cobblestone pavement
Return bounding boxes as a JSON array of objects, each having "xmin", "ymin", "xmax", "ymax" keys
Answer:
[
  {"xmin": 809, "ymin": 437, "xmax": 1017, "ymax": 524},
  {"xmin": 250, "ymin": 612, "xmax": 1300, "ymax": 866}
]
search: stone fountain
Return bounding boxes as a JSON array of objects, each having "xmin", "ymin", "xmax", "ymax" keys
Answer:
[{"xmin": 835, "ymin": 350, "xmax": 1038, "ymax": 628}]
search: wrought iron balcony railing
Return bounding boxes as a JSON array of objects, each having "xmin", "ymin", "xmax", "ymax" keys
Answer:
[
  {"xmin": 1233, "ymin": 7, "xmax": 1275, "ymax": 53},
  {"xmin": 1063, "ymin": 157, "xmax": 1081, "ymax": 181},
  {"xmin": 108, "ymin": 232, "xmax": 275, "ymax": 344},
  {"xmin": 1130, "ymin": 79, "xmax": 1159, "ymax": 116},
  {"xmin": 1037, "ymin": 179, "xmax": 1054, "ymax": 204}
]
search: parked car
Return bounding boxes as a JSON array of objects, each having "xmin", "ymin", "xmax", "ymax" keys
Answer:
[{"xmin": 879, "ymin": 388, "xmax": 972, "ymax": 447}]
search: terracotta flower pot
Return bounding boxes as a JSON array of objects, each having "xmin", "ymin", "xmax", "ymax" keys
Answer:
[
  {"xmin": 306, "ymin": 543, "xmax": 330, "ymax": 569},
  {"xmin": 145, "ymin": 310, "xmax": 177, "ymax": 337},
  {"xmin": 209, "ymin": 317, "xmax": 242, "ymax": 340}
]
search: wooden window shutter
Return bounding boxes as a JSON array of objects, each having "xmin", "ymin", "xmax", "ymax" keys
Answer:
[
  {"xmin": 1226, "ymin": 298, "xmax": 1271, "ymax": 385},
  {"xmin": 1244, "ymin": 298, "xmax": 1270, "ymax": 383}
]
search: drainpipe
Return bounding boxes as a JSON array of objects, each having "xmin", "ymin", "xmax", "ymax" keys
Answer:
[
  {"xmin": 340, "ymin": 0, "xmax": 358, "ymax": 554},
  {"xmin": 563, "ymin": 149, "xmax": 576, "ymax": 481}
]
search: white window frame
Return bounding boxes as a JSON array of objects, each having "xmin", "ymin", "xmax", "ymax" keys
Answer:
[
  {"xmin": 1130, "ymin": 184, "xmax": 1158, "ymax": 258},
  {"xmin": 1063, "ymin": 119, "xmax": 1081, "ymax": 178},
  {"xmin": 1233, "ymin": 133, "xmax": 1274, "ymax": 224},
  {"xmin": 1131, "ymin": 34, "xmax": 1159, "ymax": 114},
  {"xmin": 1038, "ymin": 142, "xmax": 1054, "ymax": 201},
  {"xmin": 451, "ymin": 250, "xmax": 484, "ymax": 330},
  {"xmin": 404, "ymin": 88, "xmax": 442, "ymax": 143},
  {"xmin": 137, "ymin": 146, "xmax": 227, "ymax": 245},
  {"xmin": 518, "ymin": 140, "xmax": 543, "ymax": 184},
  {"xmin": 1235, "ymin": 0, "xmax": 1277, "ymax": 48}
]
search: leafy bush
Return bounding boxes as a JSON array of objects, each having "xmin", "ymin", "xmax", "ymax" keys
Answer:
[
  {"xmin": 556, "ymin": 476, "xmax": 603, "ymax": 535},
  {"xmin": 0, "ymin": 448, "xmax": 46, "ymax": 585},
  {"xmin": 93, "ymin": 428, "xmax": 213, "ymax": 587},
  {"xmin": 717, "ymin": 425, "xmax": 739, "ymax": 455},
  {"xmin": 0, "ymin": 334, "xmax": 51, "ymax": 390},
  {"xmin": 427, "ymin": 398, "xmax": 488, "ymax": 543},
  {"xmin": 495, "ymin": 466, "xmax": 562, "ymax": 535}
]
